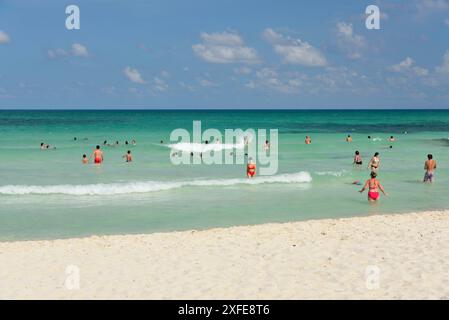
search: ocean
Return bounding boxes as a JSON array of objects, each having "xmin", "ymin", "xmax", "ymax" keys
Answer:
[{"xmin": 1, "ymin": 109, "xmax": 448, "ymax": 241}]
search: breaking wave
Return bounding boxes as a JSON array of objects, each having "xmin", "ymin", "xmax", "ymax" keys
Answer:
[{"xmin": 0, "ymin": 171, "xmax": 312, "ymax": 196}]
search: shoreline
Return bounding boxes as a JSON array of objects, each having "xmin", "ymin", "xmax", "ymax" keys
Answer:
[{"xmin": 1, "ymin": 210, "xmax": 449, "ymax": 299}]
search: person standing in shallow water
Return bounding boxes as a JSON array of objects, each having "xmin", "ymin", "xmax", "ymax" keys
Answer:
[
  {"xmin": 423, "ymin": 154, "xmax": 436, "ymax": 183},
  {"xmin": 123, "ymin": 150, "xmax": 132, "ymax": 162},
  {"xmin": 90, "ymin": 145, "xmax": 104, "ymax": 164},
  {"xmin": 359, "ymin": 171, "xmax": 388, "ymax": 202},
  {"xmin": 353, "ymin": 151, "xmax": 362, "ymax": 165},
  {"xmin": 247, "ymin": 158, "xmax": 256, "ymax": 178},
  {"xmin": 368, "ymin": 152, "xmax": 380, "ymax": 171},
  {"xmin": 305, "ymin": 136, "xmax": 312, "ymax": 144}
]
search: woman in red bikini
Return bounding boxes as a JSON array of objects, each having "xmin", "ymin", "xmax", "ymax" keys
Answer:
[
  {"xmin": 247, "ymin": 158, "xmax": 256, "ymax": 178},
  {"xmin": 359, "ymin": 171, "xmax": 387, "ymax": 202}
]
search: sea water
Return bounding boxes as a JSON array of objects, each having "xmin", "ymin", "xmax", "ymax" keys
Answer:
[{"xmin": 0, "ymin": 110, "xmax": 448, "ymax": 241}]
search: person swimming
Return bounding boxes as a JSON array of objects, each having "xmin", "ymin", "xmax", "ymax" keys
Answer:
[
  {"xmin": 124, "ymin": 150, "xmax": 132, "ymax": 162},
  {"xmin": 346, "ymin": 135, "xmax": 352, "ymax": 143},
  {"xmin": 82, "ymin": 154, "xmax": 88, "ymax": 164},
  {"xmin": 132, "ymin": 139, "xmax": 136, "ymax": 145},
  {"xmin": 423, "ymin": 154, "xmax": 436, "ymax": 183},
  {"xmin": 353, "ymin": 150, "xmax": 362, "ymax": 165},
  {"xmin": 368, "ymin": 152, "xmax": 380, "ymax": 171},
  {"xmin": 359, "ymin": 171, "xmax": 387, "ymax": 202},
  {"xmin": 247, "ymin": 158, "xmax": 256, "ymax": 178},
  {"xmin": 388, "ymin": 136, "xmax": 395, "ymax": 142},
  {"xmin": 367, "ymin": 136, "xmax": 371, "ymax": 140},
  {"xmin": 90, "ymin": 145, "xmax": 104, "ymax": 164},
  {"xmin": 264, "ymin": 140, "xmax": 270, "ymax": 150},
  {"xmin": 305, "ymin": 136, "xmax": 312, "ymax": 144},
  {"xmin": 125, "ymin": 140, "xmax": 129, "ymax": 145}
]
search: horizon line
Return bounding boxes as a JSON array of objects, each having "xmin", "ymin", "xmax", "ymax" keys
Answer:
[{"xmin": 0, "ymin": 107, "xmax": 448, "ymax": 111}]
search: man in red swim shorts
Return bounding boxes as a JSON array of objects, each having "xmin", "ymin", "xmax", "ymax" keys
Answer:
[
  {"xmin": 247, "ymin": 158, "xmax": 256, "ymax": 178},
  {"xmin": 90, "ymin": 145, "xmax": 104, "ymax": 164}
]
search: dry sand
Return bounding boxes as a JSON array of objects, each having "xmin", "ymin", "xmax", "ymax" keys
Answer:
[{"xmin": 1, "ymin": 210, "xmax": 449, "ymax": 299}]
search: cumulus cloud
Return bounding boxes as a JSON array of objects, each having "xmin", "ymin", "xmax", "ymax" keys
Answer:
[
  {"xmin": 192, "ymin": 31, "xmax": 260, "ymax": 64},
  {"xmin": 124, "ymin": 67, "xmax": 146, "ymax": 84},
  {"xmin": 436, "ymin": 51, "xmax": 449, "ymax": 74},
  {"xmin": 48, "ymin": 43, "xmax": 89, "ymax": 59},
  {"xmin": 153, "ymin": 77, "xmax": 168, "ymax": 92},
  {"xmin": 71, "ymin": 43, "xmax": 89, "ymax": 57},
  {"xmin": 336, "ymin": 22, "xmax": 365, "ymax": 59},
  {"xmin": 248, "ymin": 67, "xmax": 306, "ymax": 94},
  {"xmin": 417, "ymin": 0, "xmax": 449, "ymax": 11},
  {"xmin": 0, "ymin": 31, "xmax": 10, "ymax": 44},
  {"xmin": 233, "ymin": 66, "xmax": 252, "ymax": 75},
  {"xmin": 262, "ymin": 28, "xmax": 327, "ymax": 67},
  {"xmin": 390, "ymin": 57, "xmax": 429, "ymax": 76},
  {"xmin": 48, "ymin": 48, "xmax": 68, "ymax": 59},
  {"xmin": 196, "ymin": 77, "xmax": 218, "ymax": 87}
]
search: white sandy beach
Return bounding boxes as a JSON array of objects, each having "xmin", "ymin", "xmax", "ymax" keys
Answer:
[{"xmin": 1, "ymin": 210, "xmax": 449, "ymax": 299}]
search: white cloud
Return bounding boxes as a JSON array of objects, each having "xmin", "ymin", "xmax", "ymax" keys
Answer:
[
  {"xmin": 0, "ymin": 31, "xmax": 10, "ymax": 44},
  {"xmin": 48, "ymin": 48, "xmax": 68, "ymax": 59},
  {"xmin": 390, "ymin": 57, "xmax": 429, "ymax": 76},
  {"xmin": 418, "ymin": 0, "xmax": 449, "ymax": 11},
  {"xmin": 160, "ymin": 70, "xmax": 170, "ymax": 78},
  {"xmin": 262, "ymin": 28, "xmax": 327, "ymax": 67},
  {"xmin": 124, "ymin": 67, "xmax": 146, "ymax": 84},
  {"xmin": 445, "ymin": 18, "xmax": 449, "ymax": 26},
  {"xmin": 250, "ymin": 67, "xmax": 306, "ymax": 94},
  {"xmin": 153, "ymin": 77, "xmax": 168, "ymax": 92},
  {"xmin": 436, "ymin": 51, "xmax": 449, "ymax": 74},
  {"xmin": 48, "ymin": 43, "xmax": 89, "ymax": 59},
  {"xmin": 336, "ymin": 22, "xmax": 365, "ymax": 59},
  {"xmin": 71, "ymin": 43, "xmax": 89, "ymax": 57},
  {"xmin": 196, "ymin": 78, "xmax": 218, "ymax": 87},
  {"xmin": 192, "ymin": 31, "xmax": 260, "ymax": 64},
  {"xmin": 233, "ymin": 66, "xmax": 252, "ymax": 75}
]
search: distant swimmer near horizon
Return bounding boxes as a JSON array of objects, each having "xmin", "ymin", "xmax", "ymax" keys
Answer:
[
  {"xmin": 247, "ymin": 158, "xmax": 256, "ymax": 178},
  {"xmin": 305, "ymin": 136, "xmax": 312, "ymax": 145},
  {"xmin": 264, "ymin": 140, "xmax": 270, "ymax": 150},
  {"xmin": 359, "ymin": 171, "xmax": 387, "ymax": 202},
  {"xmin": 346, "ymin": 135, "xmax": 352, "ymax": 143},
  {"xmin": 423, "ymin": 154, "xmax": 436, "ymax": 183},
  {"xmin": 90, "ymin": 145, "xmax": 104, "ymax": 164}
]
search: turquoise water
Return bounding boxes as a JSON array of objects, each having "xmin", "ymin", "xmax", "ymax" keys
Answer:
[{"xmin": 1, "ymin": 110, "xmax": 449, "ymax": 241}]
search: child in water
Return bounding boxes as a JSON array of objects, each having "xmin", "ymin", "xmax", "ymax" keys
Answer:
[{"xmin": 82, "ymin": 154, "xmax": 88, "ymax": 164}]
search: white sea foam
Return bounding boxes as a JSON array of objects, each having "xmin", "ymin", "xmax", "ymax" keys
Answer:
[
  {"xmin": 167, "ymin": 134, "xmax": 253, "ymax": 153},
  {"xmin": 0, "ymin": 171, "xmax": 312, "ymax": 196},
  {"xmin": 314, "ymin": 170, "xmax": 347, "ymax": 177}
]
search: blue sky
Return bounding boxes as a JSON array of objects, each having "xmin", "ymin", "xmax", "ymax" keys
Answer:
[{"xmin": 0, "ymin": 0, "xmax": 449, "ymax": 109}]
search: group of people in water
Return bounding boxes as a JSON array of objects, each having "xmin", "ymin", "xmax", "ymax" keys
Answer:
[
  {"xmin": 41, "ymin": 133, "xmax": 438, "ymax": 203},
  {"xmin": 81, "ymin": 145, "xmax": 133, "ymax": 164},
  {"xmin": 304, "ymin": 134, "xmax": 437, "ymax": 202}
]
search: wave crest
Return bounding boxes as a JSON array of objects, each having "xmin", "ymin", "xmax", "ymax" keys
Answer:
[{"xmin": 0, "ymin": 171, "xmax": 312, "ymax": 196}]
